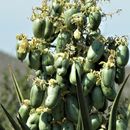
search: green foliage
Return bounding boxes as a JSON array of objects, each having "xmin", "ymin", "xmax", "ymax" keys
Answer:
[{"xmin": 0, "ymin": 68, "xmax": 31, "ymax": 130}]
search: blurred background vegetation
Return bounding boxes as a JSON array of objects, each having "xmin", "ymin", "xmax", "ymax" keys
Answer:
[
  {"xmin": 0, "ymin": 51, "xmax": 33, "ymax": 129},
  {"xmin": 0, "ymin": 51, "xmax": 130, "ymax": 129}
]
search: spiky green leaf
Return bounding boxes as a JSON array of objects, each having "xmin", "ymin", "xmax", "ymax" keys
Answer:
[
  {"xmin": 76, "ymin": 110, "xmax": 82, "ymax": 130},
  {"xmin": 9, "ymin": 65, "xmax": 24, "ymax": 104},
  {"xmin": 17, "ymin": 113, "xmax": 30, "ymax": 130},
  {"xmin": 108, "ymin": 73, "xmax": 130, "ymax": 130},
  {"xmin": 0, "ymin": 124, "xmax": 5, "ymax": 130},
  {"xmin": 1, "ymin": 104, "xmax": 21, "ymax": 130},
  {"xmin": 76, "ymin": 70, "xmax": 92, "ymax": 130}
]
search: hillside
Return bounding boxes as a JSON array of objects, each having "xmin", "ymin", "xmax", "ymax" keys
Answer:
[
  {"xmin": 0, "ymin": 51, "xmax": 32, "ymax": 129},
  {"xmin": 0, "ymin": 51, "xmax": 32, "ymax": 100},
  {"xmin": 0, "ymin": 51, "xmax": 27, "ymax": 76}
]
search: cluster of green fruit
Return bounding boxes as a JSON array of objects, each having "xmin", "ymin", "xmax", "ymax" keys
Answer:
[{"xmin": 15, "ymin": 0, "xmax": 129, "ymax": 130}]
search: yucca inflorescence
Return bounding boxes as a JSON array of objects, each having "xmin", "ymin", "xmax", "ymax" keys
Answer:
[{"xmin": 1, "ymin": 0, "xmax": 130, "ymax": 130}]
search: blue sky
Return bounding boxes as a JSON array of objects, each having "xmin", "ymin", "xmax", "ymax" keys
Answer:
[{"xmin": 0, "ymin": 0, "xmax": 130, "ymax": 65}]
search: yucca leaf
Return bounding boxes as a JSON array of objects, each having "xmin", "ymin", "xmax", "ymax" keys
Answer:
[
  {"xmin": 127, "ymin": 103, "xmax": 130, "ymax": 120},
  {"xmin": 77, "ymin": 110, "xmax": 84, "ymax": 130},
  {"xmin": 0, "ymin": 124, "xmax": 5, "ymax": 130},
  {"xmin": 76, "ymin": 70, "xmax": 92, "ymax": 130},
  {"xmin": 1, "ymin": 104, "xmax": 21, "ymax": 130},
  {"xmin": 108, "ymin": 73, "xmax": 130, "ymax": 130},
  {"xmin": 17, "ymin": 113, "xmax": 30, "ymax": 130},
  {"xmin": 9, "ymin": 65, "xmax": 24, "ymax": 104},
  {"xmin": 76, "ymin": 110, "xmax": 82, "ymax": 130}
]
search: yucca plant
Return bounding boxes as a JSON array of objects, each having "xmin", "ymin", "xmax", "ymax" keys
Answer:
[
  {"xmin": 1, "ymin": 0, "xmax": 130, "ymax": 130},
  {"xmin": 0, "ymin": 68, "xmax": 31, "ymax": 130}
]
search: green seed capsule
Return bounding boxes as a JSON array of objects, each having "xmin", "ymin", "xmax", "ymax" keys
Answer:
[
  {"xmin": 65, "ymin": 95, "xmax": 79, "ymax": 123},
  {"xmin": 101, "ymin": 81, "xmax": 116, "ymax": 101},
  {"xmin": 71, "ymin": 12, "xmax": 87, "ymax": 28},
  {"xmin": 101, "ymin": 66, "xmax": 115, "ymax": 88},
  {"xmin": 42, "ymin": 51, "xmax": 54, "ymax": 66},
  {"xmin": 87, "ymin": 40, "xmax": 104, "ymax": 63},
  {"xmin": 64, "ymin": 7, "xmax": 79, "ymax": 29},
  {"xmin": 69, "ymin": 60, "xmax": 82, "ymax": 86},
  {"xmin": 18, "ymin": 100, "xmax": 31, "ymax": 123},
  {"xmin": 116, "ymin": 44, "xmax": 129, "ymax": 67},
  {"xmin": 28, "ymin": 50, "xmax": 41, "ymax": 70},
  {"xmin": 16, "ymin": 44, "xmax": 27, "ymax": 61},
  {"xmin": 26, "ymin": 112, "xmax": 39, "ymax": 130},
  {"xmin": 16, "ymin": 38, "xmax": 28, "ymax": 61},
  {"xmin": 115, "ymin": 66, "xmax": 125, "ymax": 84},
  {"xmin": 52, "ymin": 99, "xmax": 64, "ymax": 122},
  {"xmin": 61, "ymin": 120, "xmax": 74, "ymax": 130},
  {"xmin": 82, "ymin": 72, "xmax": 96, "ymax": 96},
  {"xmin": 61, "ymin": 59, "xmax": 70, "ymax": 69},
  {"xmin": 30, "ymin": 84, "xmax": 44, "ymax": 108},
  {"xmin": 54, "ymin": 53, "xmax": 70, "ymax": 76},
  {"xmin": 57, "ymin": 67, "xmax": 68, "ymax": 76},
  {"xmin": 54, "ymin": 55, "xmax": 63, "ymax": 68},
  {"xmin": 54, "ymin": 53, "xmax": 69, "ymax": 68},
  {"xmin": 69, "ymin": 62, "xmax": 77, "ymax": 86},
  {"xmin": 89, "ymin": 11, "xmax": 101, "ymax": 31},
  {"xmin": 98, "ymin": 98, "xmax": 108, "ymax": 112},
  {"xmin": 56, "ymin": 74, "xmax": 66, "ymax": 88},
  {"xmin": 45, "ymin": 65, "xmax": 55, "ymax": 76},
  {"xmin": 90, "ymin": 113, "xmax": 103, "ymax": 130},
  {"xmin": 44, "ymin": 79, "xmax": 61, "ymax": 108},
  {"xmin": 56, "ymin": 31, "xmax": 71, "ymax": 53},
  {"xmin": 41, "ymin": 51, "xmax": 55, "ymax": 76},
  {"xmin": 91, "ymin": 86, "xmax": 105, "ymax": 110},
  {"xmin": 32, "ymin": 19, "xmax": 45, "ymax": 39},
  {"xmin": 39, "ymin": 112, "xmax": 52, "ymax": 130},
  {"xmin": 44, "ymin": 17, "xmax": 54, "ymax": 40},
  {"xmin": 83, "ymin": 58, "xmax": 95, "ymax": 73},
  {"xmin": 51, "ymin": 0, "xmax": 62, "ymax": 16},
  {"xmin": 116, "ymin": 119, "xmax": 127, "ymax": 130},
  {"xmin": 17, "ymin": 51, "xmax": 27, "ymax": 61}
]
